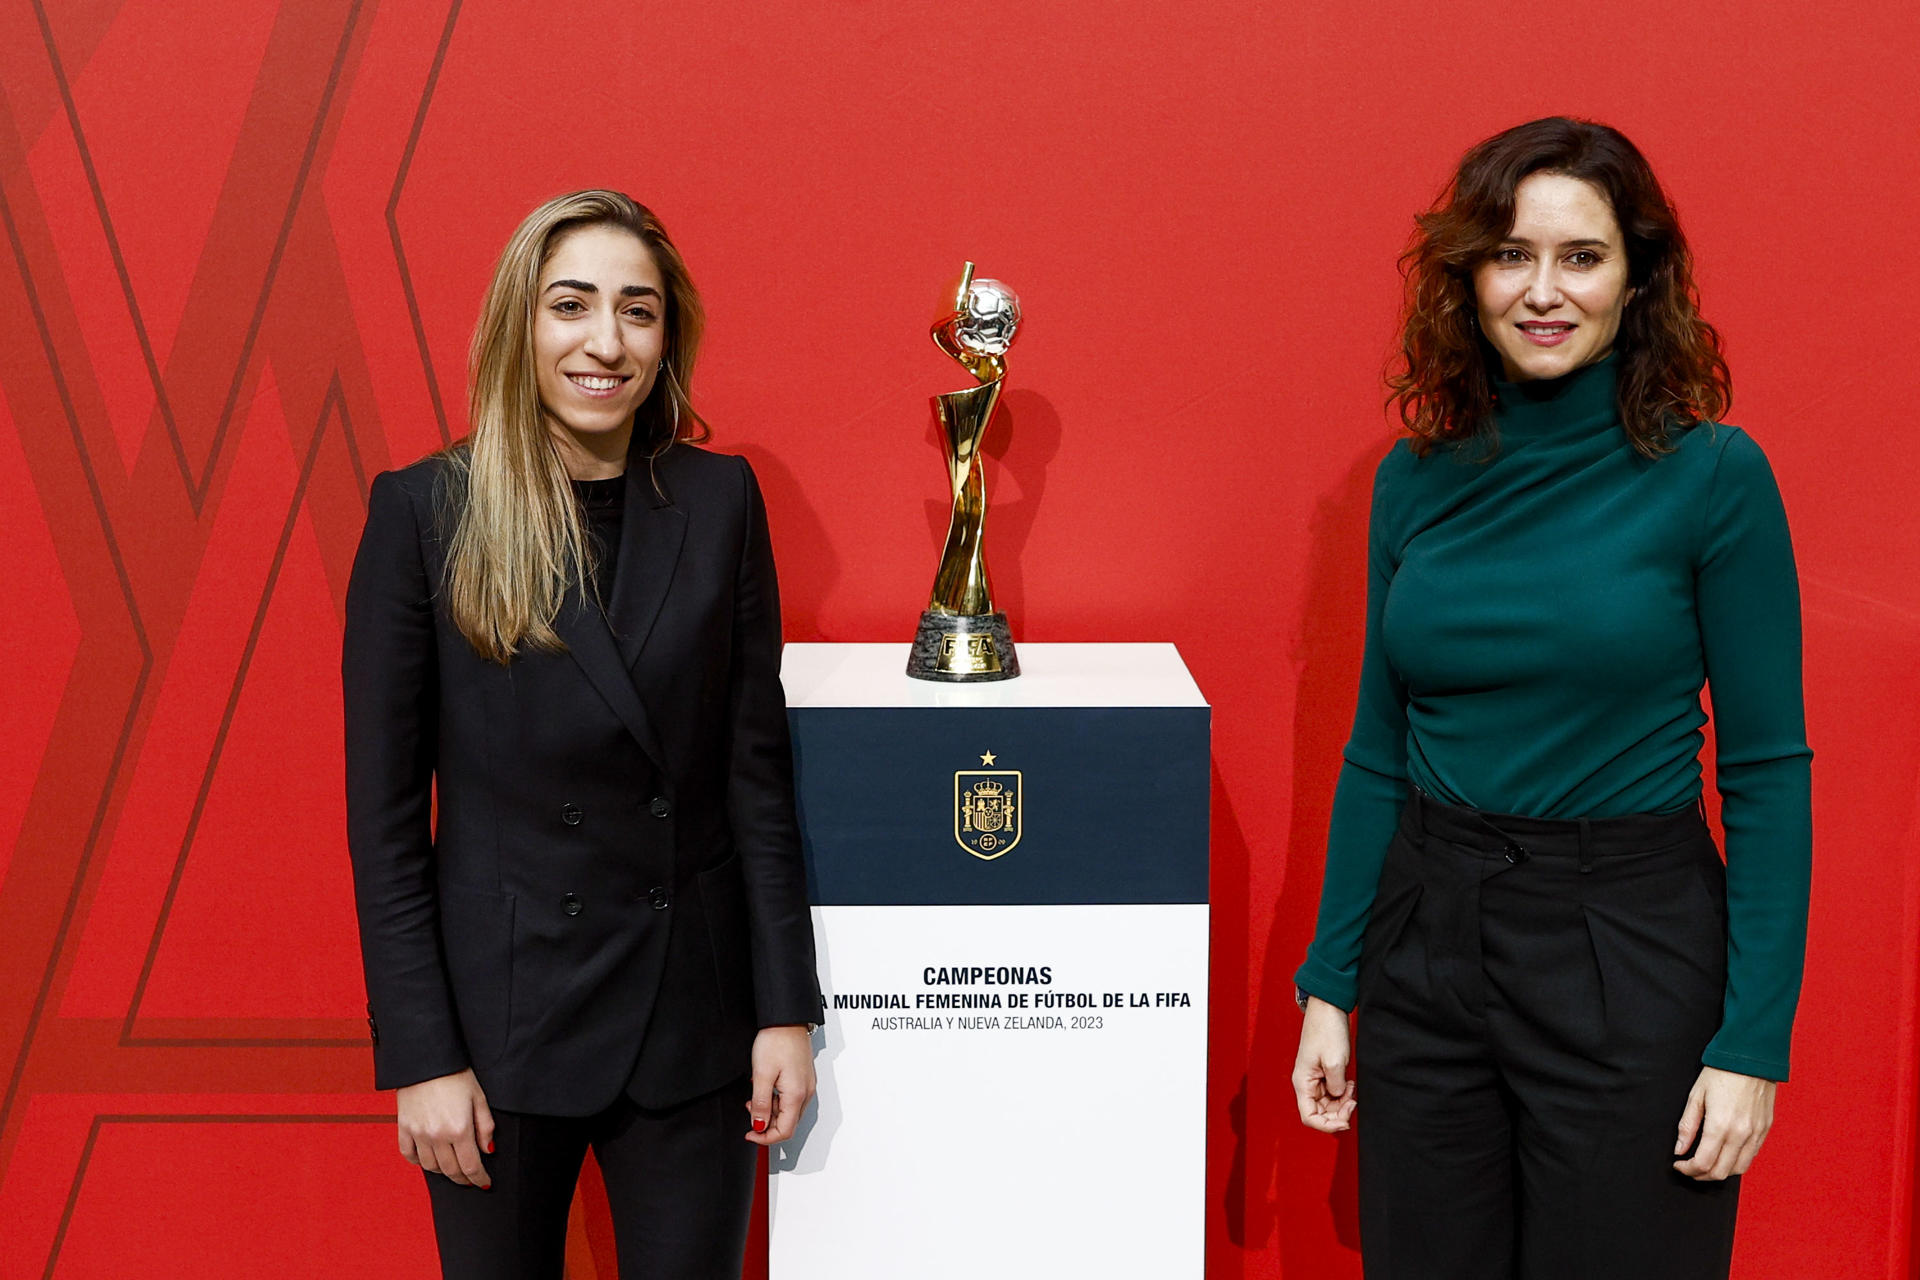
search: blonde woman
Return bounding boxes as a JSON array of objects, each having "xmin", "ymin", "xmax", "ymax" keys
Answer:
[{"xmin": 344, "ymin": 190, "xmax": 820, "ymax": 1277}]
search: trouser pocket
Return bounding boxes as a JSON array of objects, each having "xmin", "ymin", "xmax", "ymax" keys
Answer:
[{"xmin": 1356, "ymin": 830, "xmax": 1425, "ymax": 1012}]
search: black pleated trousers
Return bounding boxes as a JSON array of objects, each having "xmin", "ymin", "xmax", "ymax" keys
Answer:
[
  {"xmin": 1355, "ymin": 788, "xmax": 1740, "ymax": 1280},
  {"xmin": 423, "ymin": 1074, "xmax": 756, "ymax": 1279}
]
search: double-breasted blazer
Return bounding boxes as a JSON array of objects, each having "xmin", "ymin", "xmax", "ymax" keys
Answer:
[{"xmin": 343, "ymin": 440, "xmax": 821, "ymax": 1116}]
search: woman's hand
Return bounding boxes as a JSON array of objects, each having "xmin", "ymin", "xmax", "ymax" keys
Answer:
[
  {"xmin": 1293, "ymin": 997, "xmax": 1357, "ymax": 1133},
  {"xmin": 745, "ymin": 1025, "xmax": 816, "ymax": 1146},
  {"xmin": 397, "ymin": 1068, "xmax": 495, "ymax": 1188},
  {"xmin": 1673, "ymin": 1065, "xmax": 1775, "ymax": 1180}
]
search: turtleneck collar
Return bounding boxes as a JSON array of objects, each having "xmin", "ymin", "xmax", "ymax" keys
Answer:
[{"xmin": 1490, "ymin": 352, "xmax": 1620, "ymax": 441}]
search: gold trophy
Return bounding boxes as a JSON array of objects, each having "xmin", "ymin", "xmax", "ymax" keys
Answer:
[{"xmin": 906, "ymin": 263, "xmax": 1024, "ymax": 682}]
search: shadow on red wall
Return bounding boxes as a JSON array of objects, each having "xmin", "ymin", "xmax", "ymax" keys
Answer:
[{"xmin": 1221, "ymin": 440, "xmax": 1380, "ymax": 1275}]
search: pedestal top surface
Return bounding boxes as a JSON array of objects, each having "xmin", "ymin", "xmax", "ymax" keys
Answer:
[{"xmin": 780, "ymin": 642, "xmax": 1205, "ymax": 709}]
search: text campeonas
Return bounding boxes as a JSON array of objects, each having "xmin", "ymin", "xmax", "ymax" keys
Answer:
[{"xmin": 923, "ymin": 965, "xmax": 1052, "ymax": 986}]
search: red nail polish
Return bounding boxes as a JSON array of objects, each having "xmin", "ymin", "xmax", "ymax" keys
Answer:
[
  {"xmin": 486, "ymin": 1140, "xmax": 494, "ymax": 1153},
  {"xmin": 753, "ymin": 1118, "xmax": 767, "ymax": 1133}
]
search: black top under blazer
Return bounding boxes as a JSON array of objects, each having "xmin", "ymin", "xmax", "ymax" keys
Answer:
[{"xmin": 343, "ymin": 440, "xmax": 822, "ymax": 1116}]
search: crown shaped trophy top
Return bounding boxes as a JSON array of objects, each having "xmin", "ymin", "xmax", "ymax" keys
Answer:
[{"xmin": 906, "ymin": 263, "xmax": 1024, "ymax": 682}]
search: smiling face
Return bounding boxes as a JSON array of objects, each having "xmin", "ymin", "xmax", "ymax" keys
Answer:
[
  {"xmin": 1472, "ymin": 171, "xmax": 1634, "ymax": 382},
  {"xmin": 532, "ymin": 222, "xmax": 667, "ymax": 476}
]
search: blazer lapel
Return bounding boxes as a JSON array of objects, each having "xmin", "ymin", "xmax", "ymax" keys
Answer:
[
  {"xmin": 555, "ymin": 583, "xmax": 669, "ymax": 774},
  {"xmin": 557, "ymin": 451, "xmax": 686, "ymax": 775},
  {"xmin": 607, "ymin": 456, "xmax": 687, "ymax": 674}
]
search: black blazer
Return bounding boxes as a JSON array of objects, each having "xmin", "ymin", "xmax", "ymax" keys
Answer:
[{"xmin": 343, "ymin": 441, "xmax": 821, "ymax": 1116}]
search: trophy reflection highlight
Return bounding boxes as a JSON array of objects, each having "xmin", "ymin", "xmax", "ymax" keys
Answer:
[{"xmin": 906, "ymin": 263, "xmax": 1023, "ymax": 682}]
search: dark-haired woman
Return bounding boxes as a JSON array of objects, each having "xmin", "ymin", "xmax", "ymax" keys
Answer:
[
  {"xmin": 1290, "ymin": 118, "xmax": 1810, "ymax": 1278},
  {"xmin": 344, "ymin": 190, "xmax": 820, "ymax": 1278}
]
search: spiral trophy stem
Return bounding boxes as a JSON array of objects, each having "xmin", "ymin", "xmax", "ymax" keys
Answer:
[{"xmin": 907, "ymin": 264, "xmax": 1023, "ymax": 682}]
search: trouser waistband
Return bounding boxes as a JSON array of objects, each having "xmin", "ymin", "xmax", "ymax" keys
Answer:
[{"xmin": 1402, "ymin": 785, "xmax": 1709, "ymax": 874}]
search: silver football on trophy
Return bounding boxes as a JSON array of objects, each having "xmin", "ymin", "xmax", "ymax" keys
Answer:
[{"xmin": 955, "ymin": 279, "xmax": 1022, "ymax": 356}]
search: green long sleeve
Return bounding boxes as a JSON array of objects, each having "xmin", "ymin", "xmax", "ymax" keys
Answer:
[{"xmin": 1295, "ymin": 355, "xmax": 1812, "ymax": 1081}]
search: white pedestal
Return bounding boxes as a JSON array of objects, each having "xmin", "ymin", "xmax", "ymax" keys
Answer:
[{"xmin": 769, "ymin": 643, "xmax": 1210, "ymax": 1280}]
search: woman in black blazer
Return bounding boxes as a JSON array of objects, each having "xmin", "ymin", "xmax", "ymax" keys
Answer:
[{"xmin": 343, "ymin": 189, "xmax": 821, "ymax": 1278}]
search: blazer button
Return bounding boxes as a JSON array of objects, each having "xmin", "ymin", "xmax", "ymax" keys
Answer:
[
  {"xmin": 561, "ymin": 804, "xmax": 583, "ymax": 826},
  {"xmin": 648, "ymin": 886, "xmax": 670, "ymax": 911},
  {"xmin": 562, "ymin": 892, "xmax": 583, "ymax": 916},
  {"xmin": 648, "ymin": 796, "xmax": 671, "ymax": 819}
]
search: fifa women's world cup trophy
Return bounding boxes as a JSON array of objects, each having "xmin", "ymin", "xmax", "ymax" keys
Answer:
[{"xmin": 906, "ymin": 262, "xmax": 1024, "ymax": 682}]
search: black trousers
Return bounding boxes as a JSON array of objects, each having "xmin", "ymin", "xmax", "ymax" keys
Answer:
[
  {"xmin": 424, "ymin": 1075, "xmax": 756, "ymax": 1279},
  {"xmin": 1355, "ymin": 788, "xmax": 1740, "ymax": 1280}
]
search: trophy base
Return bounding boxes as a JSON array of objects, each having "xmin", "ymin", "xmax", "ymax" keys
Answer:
[{"xmin": 906, "ymin": 610, "xmax": 1020, "ymax": 682}]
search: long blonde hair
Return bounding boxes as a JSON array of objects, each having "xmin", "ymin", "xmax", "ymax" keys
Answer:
[{"xmin": 441, "ymin": 190, "xmax": 710, "ymax": 663}]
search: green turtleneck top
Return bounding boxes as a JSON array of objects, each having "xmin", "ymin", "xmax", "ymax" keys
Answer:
[{"xmin": 1294, "ymin": 355, "xmax": 1812, "ymax": 1081}]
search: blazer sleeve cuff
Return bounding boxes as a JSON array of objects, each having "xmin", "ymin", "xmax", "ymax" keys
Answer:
[
  {"xmin": 367, "ymin": 999, "xmax": 471, "ymax": 1091},
  {"xmin": 757, "ymin": 983, "xmax": 826, "ymax": 1031}
]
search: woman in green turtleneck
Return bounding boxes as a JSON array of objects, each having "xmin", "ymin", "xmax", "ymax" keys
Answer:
[{"xmin": 1289, "ymin": 118, "xmax": 1810, "ymax": 1279}]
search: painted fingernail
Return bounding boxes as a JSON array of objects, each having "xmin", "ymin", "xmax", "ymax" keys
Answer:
[
  {"xmin": 753, "ymin": 1118, "xmax": 768, "ymax": 1133},
  {"xmin": 486, "ymin": 1140, "xmax": 495, "ymax": 1153}
]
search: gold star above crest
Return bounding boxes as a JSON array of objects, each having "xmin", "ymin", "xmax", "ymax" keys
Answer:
[{"xmin": 980, "ymin": 750, "xmax": 997, "ymax": 766}]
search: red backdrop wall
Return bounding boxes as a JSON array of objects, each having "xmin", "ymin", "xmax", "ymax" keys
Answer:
[{"xmin": 2, "ymin": 1, "xmax": 1917, "ymax": 1275}]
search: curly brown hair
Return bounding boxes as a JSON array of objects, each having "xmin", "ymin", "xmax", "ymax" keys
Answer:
[{"xmin": 1388, "ymin": 116, "xmax": 1730, "ymax": 457}]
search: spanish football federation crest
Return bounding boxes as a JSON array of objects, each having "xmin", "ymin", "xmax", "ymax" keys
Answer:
[{"xmin": 955, "ymin": 750, "xmax": 1021, "ymax": 861}]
